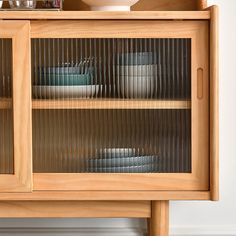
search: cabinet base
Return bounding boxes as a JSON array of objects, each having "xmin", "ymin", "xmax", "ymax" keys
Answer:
[{"xmin": 0, "ymin": 200, "xmax": 169, "ymax": 235}]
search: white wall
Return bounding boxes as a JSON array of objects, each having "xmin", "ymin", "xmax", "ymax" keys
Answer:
[{"xmin": 1, "ymin": 0, "xmax": 235, "ymax": 235}]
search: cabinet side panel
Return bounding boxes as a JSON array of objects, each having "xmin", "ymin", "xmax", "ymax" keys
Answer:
[{"xmin": 210, "ymin": 5, "xmax": 219, "ymax": 201}]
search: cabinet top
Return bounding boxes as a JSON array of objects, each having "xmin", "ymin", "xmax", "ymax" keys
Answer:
[{"xmin": 0, "ymin": 10, "xmax": 210, "ymax": 20}]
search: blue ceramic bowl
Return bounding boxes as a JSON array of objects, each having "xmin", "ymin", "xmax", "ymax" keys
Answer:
[{"xmin": 37, "ymin": 73, "xmax": 92, "ymax": 86}]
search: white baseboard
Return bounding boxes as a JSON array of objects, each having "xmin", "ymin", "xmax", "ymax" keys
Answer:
[{"xmin": 0, "ymin": 226, "xmax": 235, "ymax": 236}]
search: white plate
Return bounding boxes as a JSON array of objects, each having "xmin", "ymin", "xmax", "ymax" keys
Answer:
[
  {"xmin": 33, "ymin": 85, "xmax": 100, "ymax": 99},
  {"xmin": 87, "ymin": 163, "xmax": 157, "ymax": 173},
  {"xmin": 88, "ymin": 155, "xmax": 156, "ymax": 167}
]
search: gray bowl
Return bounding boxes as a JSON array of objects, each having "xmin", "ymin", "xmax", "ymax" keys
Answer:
[{"xmin": 119, "ymin": 52, "xmax": 154, "ymax": 65}]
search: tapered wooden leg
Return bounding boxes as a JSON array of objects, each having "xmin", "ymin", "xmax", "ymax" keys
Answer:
[{"xmin": 149, "ymin": 201, "xmax": 169, "ymax": 236}]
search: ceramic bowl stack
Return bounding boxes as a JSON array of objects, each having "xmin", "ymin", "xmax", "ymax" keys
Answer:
[
  {"xmin": 117, "ymin": 52, "xmax": 157, "ymax": 99},
  {"xmin": 33, "ymin": 60, "xmax": 99, "ymax": 99},
  {"xmin": 87, "ymin": 148, "xmax": 158, "ymax": 173},
  {"xmin": 80, "ymin": 0, "xmax": 140, "ymax": 11}
]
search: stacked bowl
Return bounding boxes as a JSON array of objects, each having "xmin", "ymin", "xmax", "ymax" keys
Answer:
[
  {"xmin": 87, "ymin": 148, "xmax": 158, "ymax": 173},
  {"xmin": 117, "ymin": 52, "xmax": 157, "ymax": 99},
  {"xmin": 33, "ymin": 60, "xmax": 99, "ymax": 99}
]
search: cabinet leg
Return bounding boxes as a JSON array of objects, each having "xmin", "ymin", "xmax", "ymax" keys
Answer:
[{"xmin": 149, "ymin": 201, "xmax": 169, "ymax": 236}]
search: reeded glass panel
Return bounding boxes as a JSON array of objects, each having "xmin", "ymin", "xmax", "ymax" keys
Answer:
[
  {"xmin": 31, "ymin": 38, "xmax": 191, "ymax": 99},
  {"xmin": 33, "ymin": 109, "xmax": 191, "ymax": 173},
  {"xmin": 0, "ymin": 39, "xmax": 13, "ymax": 174},
  {"xmin": 32, "ymin": 38, "xmax": 191, "ymax": 174}
]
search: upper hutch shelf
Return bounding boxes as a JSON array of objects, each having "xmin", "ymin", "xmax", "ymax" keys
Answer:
[{"xmin": 0, "ymin": 11, "xmax": 210, "ymax": 20}]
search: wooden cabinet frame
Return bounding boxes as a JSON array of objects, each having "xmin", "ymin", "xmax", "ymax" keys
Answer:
[
  {"xmin": 29, "ymin": 20, "xmax": 209, "ymax": 191},
  {"xmin": 0, "ymin": 21, "xmax": 32, "ymax": 192},
  {"xmin": 0, "ymin": 6, "xmax": 219, "ymax": 236}
]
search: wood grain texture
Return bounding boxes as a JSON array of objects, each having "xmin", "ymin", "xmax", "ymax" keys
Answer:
[
  {"xmin": 191, "ymin": 20, "xmax": 210, "ymax": 192},
  {"xmin": 0, "ymin": 11, "xmax": 211, "ymax": 20},
  {"xmin": 31, "ymin": 20, "xmax": 208, "ymax": 38},
  {"xmin": 32, "ymin": 99, "xmax": 191, "ymax": 110},
  {"xmin": 150, "ymin": 201, "xmax": 169, "ymax": 236},
  {"xmin": 209, "ymin": 5, "xmax": 219, "ymax": 201},
  {"xmin": 64, "ymin": 0, "xmax": 207, "ymax": 11},
  {"xmin": 0, "ymin": 201, "xmax": 150, "ymax": 218},
  {"xmin": 0, "ymin": 21, "xmax": 32, "ymax": 193},
  {"xmin": 33, "ymin": 173, "xmax": 208, "ymax": 191},
  {"xmin": 197, "ymin": 0, "xmax": 207, "ymax": 10},
  {"xmin": 0, "ymin": 191, "xmax": 211, "ymax": 201}
]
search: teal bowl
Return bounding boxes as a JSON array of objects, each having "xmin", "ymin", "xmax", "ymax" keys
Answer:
[{"xmin": 38, "ymin": 73, "xmax": 92, "ymax": 86}]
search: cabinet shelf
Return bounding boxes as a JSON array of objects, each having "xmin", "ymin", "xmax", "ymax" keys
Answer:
[
  {"xmin": 32, "ymin": 99, "xmax": 191, "ymax": 110},
  {"xmin": 0, "ymin": 11, "xmax": 210, "ymax": 20},
  {"xmin": 0, "ymin": 98, "xmax": 12, "ymax": 109}
]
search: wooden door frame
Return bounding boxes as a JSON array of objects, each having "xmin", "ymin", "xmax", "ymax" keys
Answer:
[
  {"xmin": 0, "ymin": 21, "xmax": 32, "ymax": 192},
  {"xmin": 30, "ymin": 20, "xmax": 209, "ymax": 191}
]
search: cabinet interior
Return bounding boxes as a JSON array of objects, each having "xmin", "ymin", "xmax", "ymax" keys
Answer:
[{"xmin": 30, "ymin": 38, "xmax": 192, "ymax": 174}]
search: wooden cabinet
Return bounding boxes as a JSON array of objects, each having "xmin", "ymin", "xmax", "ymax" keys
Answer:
[{"xmin": 0, "ymin": 4, "xmax": 218, "ymax": 236}]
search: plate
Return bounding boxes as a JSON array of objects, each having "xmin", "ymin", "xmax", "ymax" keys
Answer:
[
  {"xmin": 87, "ymin": 163, "xmax": 158, "ymax": 173},
  {"xmin": 33, "ymin": 85, "xmax": 100, "ymax": 99},
  {"xmin": 88, "ymin": 155, "xmax": 157, "ymax": 168},
  {"xmin": 99, "ymin": 148, "xmax": 136, "ymax": 158}
]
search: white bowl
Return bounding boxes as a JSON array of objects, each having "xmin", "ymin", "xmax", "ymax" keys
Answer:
[
  {"xmin": 119, "ymin": 75, "xmax": 155, "ymax": 98},
  {"xmin": 81, "ymin": 0, "xmax": 140, "ymax": 11},
  {"xmin": 117, "ymin": 64, "xmax": 158, "ymax": 76},
  {"xmin": 33, "ymin": 85, "xmax": 100, "ymax": 99}
]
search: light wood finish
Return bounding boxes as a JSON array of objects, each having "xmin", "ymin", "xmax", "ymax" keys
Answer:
[
  {"xmin": 32, "ymin": 21, "xmax": 209, "ymax": 192},
  {"xmin": 33, "ymin": 173, "xmax": 208, "ymax": 191},
  {"xmin": 32, "ymin": 99, "xmax": 191, "ymax": 110},
  {"xmin": 0, "ymin": 21, "xmax": 32, "ymax": 193},
  {"xmin": 191, "ymin": 20, "xmax": 210, "ymax": 192},
  {"xmin": 0, "ymin": 99, "xmax": 11, "ymax": 109},
  {"xmin": 197, "ymin": 0, "xmax": 207, "ymax": 10},
  {"xmin": 150, "ymin": 201, "xmax": 169, "ymax": 236},
  {"xmin": 0, "ymin": 201, "xmax": 150, "ymax": 218},
  {"xmin": 0, "ymin": 11, "xmax": 211, "ymax": 20},
  {"xmin": 209, "ymin": 5, "xmax": 219, "ymax": 201},
  {"xmin": 0, "ymin": 191, "xmax": 211, "ymax": 201},
  {"xmin": 64, "ymin": 0, "xmax": 207, "ymax": 11},
  {"xmin": 31, "ymin": 20, "xmax": 208, "ymax": 38}
]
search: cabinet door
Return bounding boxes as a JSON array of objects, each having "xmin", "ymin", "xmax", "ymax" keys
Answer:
[
  {"xmin": 0, "ymin": 21, "xmax": 32, "ymax": 192},
  {"xmin": 31, "ymin": 20, "xmax": 209, "ymax": 191}
]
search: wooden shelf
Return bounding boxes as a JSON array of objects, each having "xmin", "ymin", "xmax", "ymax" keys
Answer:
[
  {"xmin": 0, "ymin": 98, "xmax": 12, "ymax": 109},
  {"xmin": 0, "ymin": 11, "xmax": 210, "ymax": 20},
  {"xmin": 32, "ymin": 99, "xmax": 191, "ymax": 110}
]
